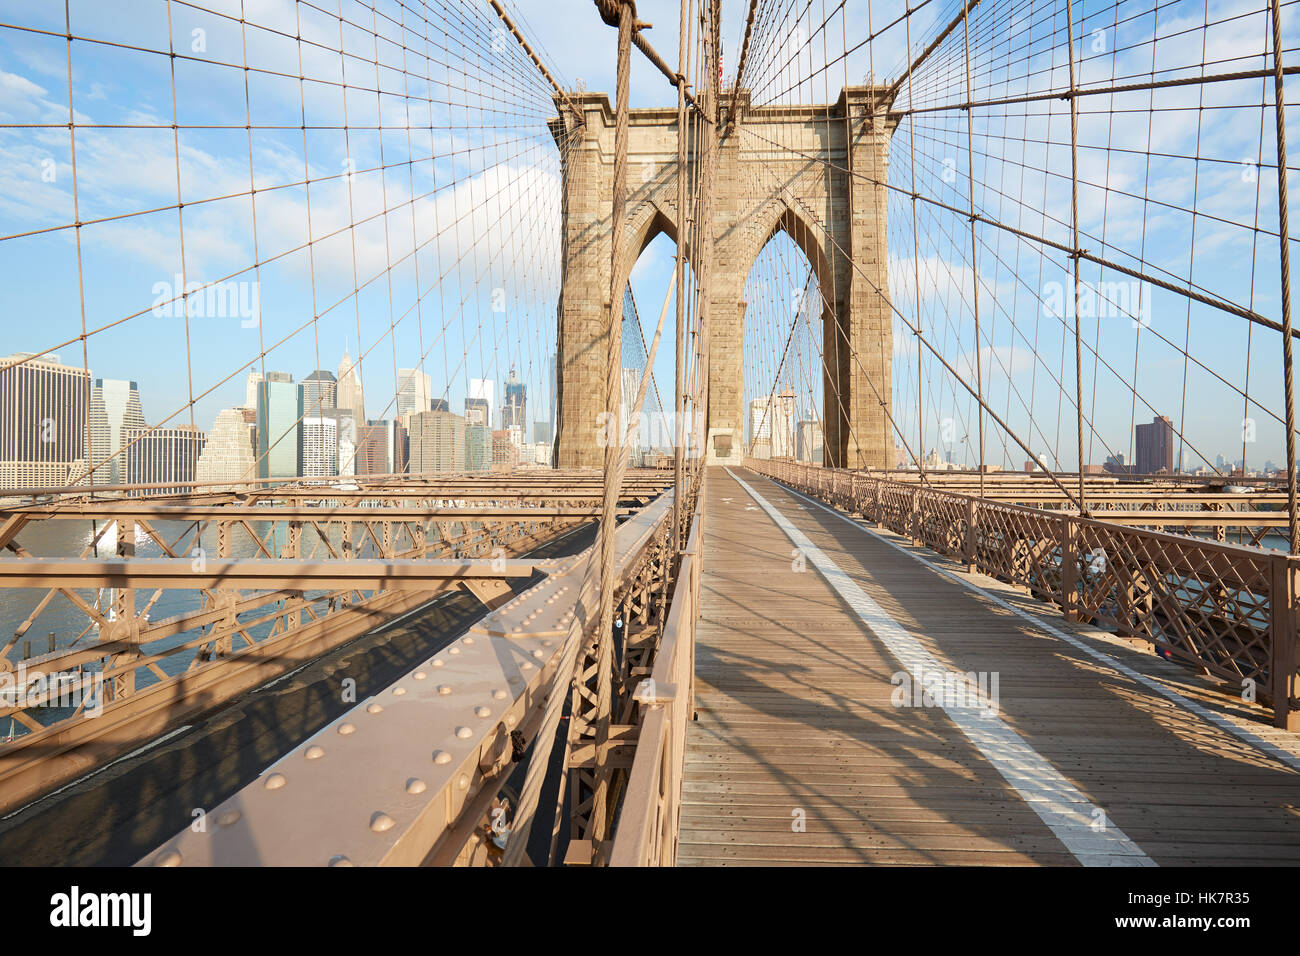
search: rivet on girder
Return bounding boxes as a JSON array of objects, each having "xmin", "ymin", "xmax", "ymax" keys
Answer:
[
  {"xmin": 367, "ymin": 702, "xmax": 383, "ymax": 714},
  {"xmin": 492, "ymin": 689, "xmax": 507, "ymax": 699},
  {"xmin": 329, "ymin": 855, "xmax": 353, "ymax": 867},
  {"xmin": 265, "ymin": 773, "xmax": 287, "ymax": 790},
  {"xmin": 432, "ymin": 659, "xmax": 445, "ymax": 667},
  {"xmin": 306, "ymin": 745, "xmax": 325, "ymax": 760},
  {"xmin": 433, "ymin": 750, "xmax": 452, "ymax": 765},
  {"xmin": 438, "ymin": 685, "xmax": 452, "ymax": 695},
  {"xmin": 455, "ymin": 726, "xmax": 473, "ymax": 738},
  {"xmin": 449, "ymin": 647, "xmax": 461, "ymax": 655},
  {"xmin": 155, "ymin": 850, "xmax": 182, "ymax": 867},
  {"xmin": 531, "ymin": 649, "xmax": 544, "ymax": 659},
  {"xmin": 414, "ymin": 671, "xmax": 427, "ymax": 680},
  {"xmin": 463, "ymin": 636, "xmax": 475, "ymax": 645},
  {"xmin": 338, "ymin": 722, "xmax": 356, "ymax": 735},
  {"xmin": 217, "ymin": 810, "xmax": 242, "ymax": 826},
  {"xmin": 406, "ymin": 778, "xmax": 427, "ymax": 794},
  {"xmin": 393, "ymin": 687, "xmax": 407, "ymax": 696},
  {"xmin": 370, "ymin": 812, "xmax": 396, "ymax": 833},
  {"xmin": 456, "ymin": 774, "xmax": 469, "ymax": 790},
  {"xmin": 475, "ymin": 706, "xmax": 491, "ymax": 718}
]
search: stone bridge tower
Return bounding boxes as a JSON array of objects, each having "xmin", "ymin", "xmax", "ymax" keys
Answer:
[{"xmin": 550, "ymin": 86, "xmax": 896, "ymax": 470}]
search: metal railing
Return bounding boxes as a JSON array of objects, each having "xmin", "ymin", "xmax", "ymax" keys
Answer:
[
  {"xmin": 610, "ymin": 478, "xmax": 705, "ymax": 866},
  {"xmin": 747, "ymin": 460, "xmax": 1300, "ymax": 731},
  {"xmin": 138, "ymin": 491, "xmax": 680, "ymax": 866}
]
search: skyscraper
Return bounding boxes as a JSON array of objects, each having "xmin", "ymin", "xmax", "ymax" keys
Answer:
[
  {"xmin": 300, "ymin": 416, "xmax": 339, "ymax": 478},
  {"xmin": 391, "ymin": 419, "xmax": 408, "ymax": 474},
  {"xmin": 465, "ymin": 396, "xmax": 489, "ymax": 426},
  {"xmin": 465, "ymin": 423, "xmax": 492, "ymax": 471},
  {"xmin": 244, "ymin": 370, "xmax": 263, "ymax": 411},
  {"xmin": 503, "ymin": 365, "xmax": 527, "ymax": 432},
  {"xmin": 299, "ymin": 370, "xmax": 337, "ymax": 417},
  {"xmin": 88, "ymin": 378, "xmax": 145, "ymax": 485},
  {"xmin": 333, "ymin": 408, "xmax": 358, "ymax": 477},
  {"xmin": 796, "ymin": 419, "xmax": 823, "ymax": 464},
  {"xmin": 469, "ymin": 378, "xmax": 495, "ymax": 428},
  {"xmin": 408, "ymin": 409, "xmax": 464, "ymax": 473},
  {"xmin": 124, "ymin": 424, "xmax": 206, "ymax": 496},
  {"xmin": 397, "ymin": 368, "xmax": 432, "ymax": 421},
  {"xmin": 749, "ymin": 397, "xmax": 774, "ymax": 458},
  {"xmin": 1135, "ymin": 415, "xmax": 1175, "ymax": 475},
  {"xmin": 0, "ymin": 353, "xmax": 91, "ymax": 489},
  {"xmin": 336, "ymin": 346, "xmax": 365, "ymax": 424},
  {"xmin": 492, "ymin": 429, "xmax": 518, "ymax": 471},
  {"xmin": 771, "ymin": 390, "xmax": 796, "ymax": 458},
  {"xmin": 255, "ymin": 372, "xmax": 297, "ymax": 479},
  {"xmin": 196, "ymin": 408, "xmax": 257, "ymax": 490},
  {"xmin": 357, "ymin": 420, "xmax": 392, "ymax": 475}
]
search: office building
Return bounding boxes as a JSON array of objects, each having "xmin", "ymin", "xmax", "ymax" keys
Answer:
[
  {"xmin": 392, "ymin": 419, "xmax": 408, "ymax": 474},
  {"xmin": 796, "ymin": 419, "xmax": 823, "ymax": 464},
  {"xmin": 244, "ymin": 370, "xmax": 262, "ymax": 411},
  {"xmin": 0, "ymin": 353, "xmax": 91, "ymax": 489},
  {"xmin": 333, "ymin": 408, "xmax": 358, "ymax": 477},
  {"xmin": 469, "ymin": 378, "xmax": 495, "ymax": 429},
  {"xmin": 503, "ymin": 366, "xmax": 526, "ymax": 431},
  {"xmin": 337, "ymin": 346, "xmax": 365, "ymax": 424},
  {"xmin": 408, "ymin": 409, "xmax": 464, "ymax": 473},
  {"xmin": 196, "ymin": 408, "xmax": 257, "ymax": 490},
  {"xmin": 1135, "ymin": 415, "xmax": 1175, "ymax": 475},
  {"xmin": 357, "ymin": 420, "xmax": 392, "ymax": 475},
  {"xmin": 492, "ymin": 429, "xmax": 518, "ymax": 471},
  {"xmin": 465, "ymin": 423, "xmax": 492, "ymax": 471},
  {"xmin": 397, "ymin": 368, "xmax": 432, "ymax": 421},
  {"xmin": 88, "ymin": 378, "xmax": 145, "ymax": 485},
  {"xmin": 255, "ymin": 372, "xmax": 298, "ymax": 479},
  {"xmin": 300, "ymin": 370, "xmax": 337, "ymax": 417},
  {"xmin": 465, "ymin": 396, "xmax": 490, "ymax": 427},
  {"xmin": 300, "ymin": 416, "xmax": 339, "ymax": 478},
  {"xmin": 123, "ymin": 424, "xmax": 206, "ymax": 496}
]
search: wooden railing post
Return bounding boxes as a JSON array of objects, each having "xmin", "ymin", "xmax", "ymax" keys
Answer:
[
  {"xmin": 1270, "ymin": 554, "xmax": 1299, "ymax": 730},
  {"xmin": 964, "ymin": 498, "xmax": 977, "ymax": 573},
  {"xmin": 1060, "ymin": 516, "xmax": 1079, "ymax": 622}
]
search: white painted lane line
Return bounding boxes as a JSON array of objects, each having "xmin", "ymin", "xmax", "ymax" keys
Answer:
[
  {"xmin": 766, "ymin": 474, "xmax": 1300, "ymax": 775},
  {"xmin": 724, "ymin": 467, "xmax": 1154, "ymax": 867}
]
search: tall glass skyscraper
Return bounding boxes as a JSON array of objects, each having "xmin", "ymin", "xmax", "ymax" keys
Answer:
[
  {"xmin": 256, "ymin": 372, "xmax": 298, "ymax": 479},
  {"xmin": 88, "ymin": 378, "xmax": 145, "ymax": 485}
]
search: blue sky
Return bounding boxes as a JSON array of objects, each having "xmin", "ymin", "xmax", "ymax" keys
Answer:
[{"xmin": 1, "ymin": 0, "xmax": 1297, "ymax": 472}]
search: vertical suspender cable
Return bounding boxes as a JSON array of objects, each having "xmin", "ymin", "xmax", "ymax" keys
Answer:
[
  {"xmin": 1064, "ymin": 0, "xmax": 1088, "ymax": 515},
  {"xmin": 1269, "ymin": 0, "xmax": 1299, "ymax": 554}
]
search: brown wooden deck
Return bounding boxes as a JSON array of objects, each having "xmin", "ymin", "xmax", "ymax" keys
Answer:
[{"xmin": 679, "ymin": 467, "xmax": 1300, "ymax": 866}]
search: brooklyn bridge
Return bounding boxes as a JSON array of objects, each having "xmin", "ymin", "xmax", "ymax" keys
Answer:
[{"xmin": 0, "ymin": 0, "xmax": 1297, "ymax": 872}]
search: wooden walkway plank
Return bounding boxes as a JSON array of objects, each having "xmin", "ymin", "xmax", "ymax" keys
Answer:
[{"xmin": 677, "ymin": 467, "xmax": 1300, "ymax": 867}]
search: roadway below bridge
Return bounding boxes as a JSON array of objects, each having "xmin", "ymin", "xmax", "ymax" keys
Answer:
[
  {"xmin": 682, "ymin": 467, "xmax": 1300, "ymax": 866},
  {"xmin": 0, "ymin": 522, "xmax": 599, "ymax": 867}
]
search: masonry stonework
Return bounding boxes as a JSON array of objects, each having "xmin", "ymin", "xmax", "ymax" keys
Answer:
[{"xmin": 551, "ymin": 87, "xmax": 896, "ymax": 469}]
